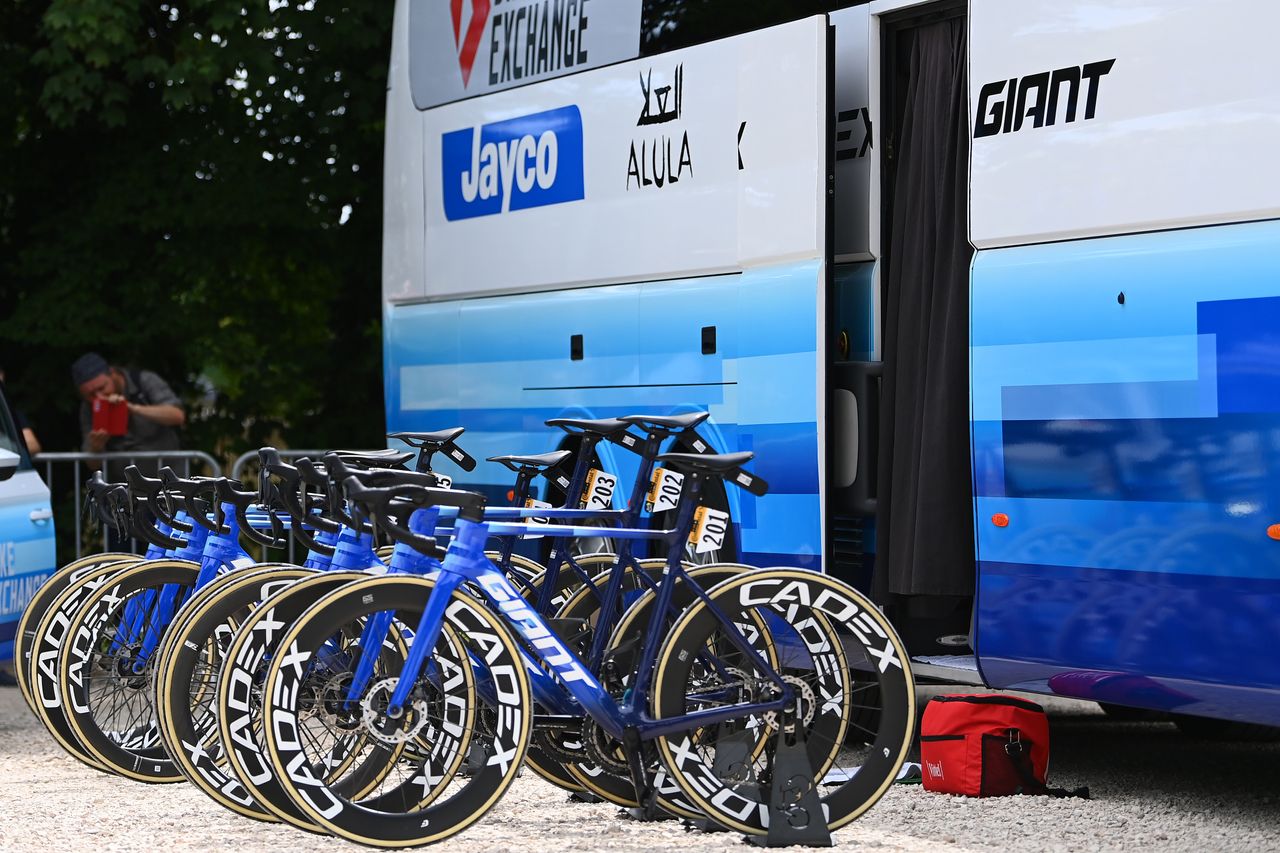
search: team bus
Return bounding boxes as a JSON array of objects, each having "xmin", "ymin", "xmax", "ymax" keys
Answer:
[{"xmin": 382, "ymin": 0, "xmax": 1280, "ymax": 733}]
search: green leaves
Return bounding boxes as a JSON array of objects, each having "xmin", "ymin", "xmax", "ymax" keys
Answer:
[{"xmin": 0, "ymin": 0, "xmax": 394, "ymax": 461}]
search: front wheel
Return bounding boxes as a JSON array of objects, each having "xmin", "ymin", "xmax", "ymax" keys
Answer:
[{"xmin": 261, "ymin": 575, "xmax": 533, "ymax": 847}]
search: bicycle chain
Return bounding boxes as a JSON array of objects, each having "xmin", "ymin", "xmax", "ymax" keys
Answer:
[
  {"xmin": 534, "ymin": 725, "xmax": 588, "ymax": 765},
  {"xmin": 581, "ymin": 717, "xmax": 629, "ymax": 776}
]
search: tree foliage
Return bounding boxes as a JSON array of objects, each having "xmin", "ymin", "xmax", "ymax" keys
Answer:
[{"xmin": 0, "ymin": 0, "xmax": 393, "ymax": 460}]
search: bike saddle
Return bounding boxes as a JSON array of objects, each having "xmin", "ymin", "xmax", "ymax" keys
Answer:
[
  {"xmin": 325, "ymin": 453, "xmax": 441, "ymax": 490},
  {"xmin": 544, "ymin": 417, "xmax": 631, "ymax": 436},
  {"xmin": 656, "ymin": 451, "xmax": 769, "ymax": 496},
  {"xmin": 619, "ymin": 412, "xmax": 710, "ymax": 433},
  {"xmin": 388, "ymin": 428, "xmax": 465, "ymax": 448},
  {"xmin": 487, "ymin": 450, "xmax": 572, "ymax": 473},
  {"xmin": 332, "ymin": 448, "xmax": 414, "ymax": 468},
  {"xmin": 387, "ymin": 428, "xmax": 477, "ymax": 473},
  {"xmin": 656, "ymin": 450, "xmax": 754, "ymax": 473}
]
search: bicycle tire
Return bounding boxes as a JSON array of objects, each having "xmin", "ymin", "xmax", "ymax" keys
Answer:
[
  {"xmin": 58, "ymin": 559, "xmax": 203, "ymax": 782},
  {"xmin": 155, "ymin": 566, "xmax": 316, "ymax": 821},
  {"xmin": 28, "ymin": 559, "xmax": 173, "ymax": 773},
  {"xmin": 199, "ymin": 566, "xmax": 461, "ymax": 828},
  {"xmin": 652, "ymin": 569, "xmax": 915, "ymax": 835},
  {"xmin": 261, "ymin": 574, "xmax": 532, "ymax": 847},
  {"xmin": 16, "ymin": 553, "xmax": 140, "ymax": 712},
  {"xmin": 215, "ymin": 570, "xmax": 372, "ymax": 831}
]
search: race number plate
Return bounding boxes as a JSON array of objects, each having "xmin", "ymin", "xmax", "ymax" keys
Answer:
[
  {"xmin": 521, "ymin": 499, "xmax": 551, "ymax": 540},
  {"xmin": 434, "ymin": 473, "xmax": 453, "ymax": 489},
  {"xmin": 580, "ymin": 468, "xmax": 618, "ymax": 511},
  {"xmin": 645, "ymin": 467, "xmax": 685, "ymax": 513},
  {"xmin": 688, "ymin": 506, "xmax": 730, "ymax": 554}
]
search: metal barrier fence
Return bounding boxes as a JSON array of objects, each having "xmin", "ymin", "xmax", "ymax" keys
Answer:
[
  {"xmin": 34, "ymin": 450, "xmax": 222, "ymax": 562},
  {"xmin": 39, "ymin": 449, "xmax": 384, "ymax": 565}
]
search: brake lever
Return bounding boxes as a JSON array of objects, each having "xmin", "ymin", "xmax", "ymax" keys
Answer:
[
  {"xmin": 216, "ymin": 477, "xmax": 288, "ymax": 546},
  {"xmin": 343, "ymin": 478, "xmax": 458, "ymax": 560},
  {"xmin": 125, "ymin": 466, "xmax": 184, "ymax": 529},
  {"xmin": 130, "ymin": 503, "xmax": 187, "ymax": 550},
  {"xmin": 160, "ymin": 468, "xmax": 221, "ymax": 532}
]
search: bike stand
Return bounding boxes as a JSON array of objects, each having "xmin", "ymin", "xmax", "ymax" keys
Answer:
[
  {"xmin": 619, "ymin": 736, "xmax": 678, "ymax": 822},
  {"xmin": 623, "ymin": 806, "xmax": 678, "ymax": 822},
  {"xmin": 745, "ymin": 725, "xmax": 833, "ymax": 848},
  {"xmin": 686, "ymin": 725, "xmax": 757, "ymax": 834},
  {"xmin": 684, "ymin": 817, "xmax": 729, "ymax": 833}
]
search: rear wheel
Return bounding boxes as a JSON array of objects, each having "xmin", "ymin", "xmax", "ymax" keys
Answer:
[{"xmin": 652, "ymin": 569, "xmax": 915, "ymax": 835}]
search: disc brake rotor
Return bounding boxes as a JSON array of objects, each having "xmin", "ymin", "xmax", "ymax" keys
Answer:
[{"xmin": 360, "ymin": 677, "xmax": 431, "ymax": 745}]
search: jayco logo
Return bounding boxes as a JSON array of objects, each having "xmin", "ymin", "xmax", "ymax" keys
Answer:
[{"xmin": 441, "ymin": 105, "xmax": 585, "ymax": 221}]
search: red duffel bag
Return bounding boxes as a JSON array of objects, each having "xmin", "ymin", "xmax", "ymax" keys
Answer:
[{"xmin": 920, "ymin": 694, "xmax": 1088, "ymax": 798}]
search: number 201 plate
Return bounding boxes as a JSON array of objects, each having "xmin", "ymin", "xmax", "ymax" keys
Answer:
[{"xmin": 688, "ymin": 506, "xmax": 730, "ymax": 554}]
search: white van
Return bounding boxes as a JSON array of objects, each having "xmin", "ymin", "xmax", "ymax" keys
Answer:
[{"xmin": 0, "ymin": 387, "xmax": 55, "ymax": 662}]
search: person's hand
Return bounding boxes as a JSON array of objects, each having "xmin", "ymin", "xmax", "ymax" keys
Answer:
[
  {"xmin": 87, "ymin": 429, "xmax": 109, "ymax": 453},
  {"xmin": 102, "ymin": 393, "xmax": 125, "ymax": 405}
]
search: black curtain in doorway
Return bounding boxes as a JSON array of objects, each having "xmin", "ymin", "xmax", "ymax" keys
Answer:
[{"xmin": 873, "ymin": 18, "xmax": 974, "ymax": 600}]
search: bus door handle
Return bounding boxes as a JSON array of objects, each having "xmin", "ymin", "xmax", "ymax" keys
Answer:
[
  {"xmin": 832, "ymin": 361, "xmax": 881, "ymax": 516},
  {"xmin": 29, "ymin": 508, "xmax": 53, "ymax": 523}
]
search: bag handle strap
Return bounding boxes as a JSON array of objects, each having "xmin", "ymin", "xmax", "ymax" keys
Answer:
[{"xmin": 1004, "ymin": 730, "xmax": 1090, "ymax": 799}]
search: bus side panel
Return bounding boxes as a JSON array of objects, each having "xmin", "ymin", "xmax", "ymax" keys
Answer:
[
  {"xmin": 971, "ymin": 220, "xmax": 1280, "ymax": 726},
  {"xmin": 383, "ymin": 260, "xmax": 823, "ymax": 568}
]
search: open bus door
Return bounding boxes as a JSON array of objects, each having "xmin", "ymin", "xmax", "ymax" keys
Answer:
[{"xmin": 831, "ymin": 0, "xmax": 977, "ymax": 671}]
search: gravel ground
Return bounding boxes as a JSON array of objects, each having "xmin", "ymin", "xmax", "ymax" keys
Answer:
[{"xmin": 1, "ymin": 686, "xmax": 1278, "ymax": 852}]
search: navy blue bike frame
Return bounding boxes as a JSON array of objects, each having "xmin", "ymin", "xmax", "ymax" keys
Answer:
[{"xmin": 377, "ymin": 479, "xmax": 791, "ymax": 742}]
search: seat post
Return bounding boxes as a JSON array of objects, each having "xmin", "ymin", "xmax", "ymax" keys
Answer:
[
  {"xmin": 413, "ymin": 446, "xmax": 437, "ymax": 473},
  {"xmin": 619, "ymin": 430, "xmax": 668, "ymax": 527},
  {"xmin": 566, "ymin": 431, "xmax": 606, "ymax": 506},
  {"xmin": 496, "ymin": 467, "xmax": 538, "ymax": 567},
  {"xmin": 512, "ymin": 467, "xmax": 536, "ymax": 506}
]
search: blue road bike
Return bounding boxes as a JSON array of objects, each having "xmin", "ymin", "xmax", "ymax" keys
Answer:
[{"xmin": 258, "ymin": 440, "xmax": 916, "ymax": 847}]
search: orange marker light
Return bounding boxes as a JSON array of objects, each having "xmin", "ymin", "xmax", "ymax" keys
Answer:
[
  {"xmin": 992, "ymin": 513, "xmax": 1010, "ymax": 528},
  {"xmin": 1268, "ymin": 524, "xmax": 1280, "ymax": 541},
  {"xmin": 506, "ymin": 489, "xmax": 516, "ymax": 502}
]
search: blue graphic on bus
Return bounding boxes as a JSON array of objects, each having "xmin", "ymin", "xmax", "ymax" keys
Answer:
[{"xmin": 441, "ymin": 105, "xmax": 585, "ymax": 221}]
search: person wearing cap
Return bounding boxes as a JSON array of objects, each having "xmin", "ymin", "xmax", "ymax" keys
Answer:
[{"xmin": 72, "ymin": 353, "xmax": 184, "ymax": 476}]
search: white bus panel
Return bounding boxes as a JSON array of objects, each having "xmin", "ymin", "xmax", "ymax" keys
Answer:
[
  {"xmin": 383, "ymin": 0, "xmax": 427, "ymax": 305},
  {"xmin": 970, "ymin": 0, "xmax": 1280, "ymax": 248},
  {"xmin": 401, "ymin": 16, "xmax": 828, "ymax": 302},
  {"xmin": 409, "ymin": 0, "xmax": 643, "ymax": 111}
]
